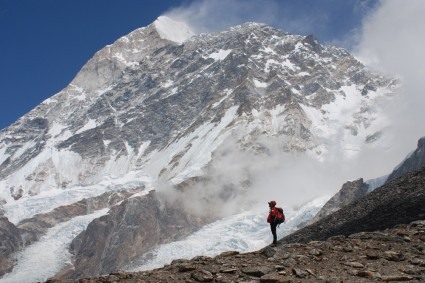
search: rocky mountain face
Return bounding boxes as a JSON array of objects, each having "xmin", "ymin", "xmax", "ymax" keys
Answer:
[
  {"xmin": 0, "ymin": 16, "xmax": 399, "ymax": 280},
  {"xmin": 63, "ymin": 190, "xmax": 211, "ymax": 279},
  {"xmin": 44, "ymin": 168, "xmax": 425, "ymax": 283},
  {"xmin": 309, "ymin": 178, "xmax": 369, "ymax": 224},
  {"xmin": 0, "ymin": 216, "xmax": 22, "ymax": 277}
]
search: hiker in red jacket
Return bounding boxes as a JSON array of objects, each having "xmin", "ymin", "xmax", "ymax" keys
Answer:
[{"xmin": 267, "ymin": 200, "xmax": 278, "ymax": 245}]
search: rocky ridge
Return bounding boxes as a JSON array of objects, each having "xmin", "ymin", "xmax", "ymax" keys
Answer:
[
  {"xmin": 309, "ymin": 178, "xmax": 369, "ymax": 224},
  {"xmin": 387, "ymin": 137, "xmax": 425, "ymax": 183}
]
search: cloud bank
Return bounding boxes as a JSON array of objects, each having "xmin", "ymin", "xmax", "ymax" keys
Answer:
[{"xmin": 355, "ymin": 0, "xmax": 425, "ymax": 160}]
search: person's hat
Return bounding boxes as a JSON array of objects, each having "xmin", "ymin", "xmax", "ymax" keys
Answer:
[{"xmin": 268, "ymin": 200, "xmax": 276, "ymax": 206}]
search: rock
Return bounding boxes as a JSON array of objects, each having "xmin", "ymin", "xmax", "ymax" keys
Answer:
[
  {"xmin": 410, "ymin": 220, "xmax": 425, "ymax": 227},
  {"xmin": 281, "ymin": 258, "xmax": 297, "ymax": 267},
  {"xmin": 260, "ymin": 273, "xmax": 292, "ymax": 282},
  {"xmin": 292, "ymin": 268, "xmax": 308, "ymax": 278},
  {"xmin": 220, "ymin": 268, "xmax": 238, "ymax": 273},
  {"xmin": 384, "ymin": 251, "xmax": 404, "ymax": 262},
  {"xmin": 191, "ymin": 256, "xmax": 212, "ymax": 262},
  {"xmin": 263, "ymin": 246, "xmax": 277, "ymax": 258},
  {"xmin": 294, "ymin": 254, "xmax": 309, "ymax": 263},
  {"xmin": 355, "ymin": 270, "xmax": 378, "ymax": 278},
  {"xmin": 380, "ymin": 275, "xmax": 414, "ymax": 281},
  {"xmin": 308, "ymin": 248, "xmax": 323, "ymax": 256},
  {"xmin": 178, "ymin": 264, "xmax": 198, "ymax": 272},
  {"xmin": 366, "ymin": 252, "xmax": 380, "ymax": 260},
  {"xmin": 171, "ymin": 258, "xmax": 190, "ymax": 265},
  {"xmin": 410, "ymin": 258, "xmax": 425, "ymax": 266},
  {"xmin": 191, "ymin": 269, "xmax": 214, "ymax": 282},
  {"xmin": 327, "ymin": 235, "xmax": 346, "ymax": 242},
  {"xmin": 342, "ymin": 261, "xmax": 364, "ymax": 268},
  {"xmin": 343, "ymin": 245, "xmax": 353, "ymax": 252},
  {"xmin": 242, "ymin": 266, "xmax": 273, "ymax": 277},
  {"xmin": 305, "ymin": 268, "xmax": 316, "ymax": 277},
  {"xmin": 219, "ymin": 251, "xmax": 240, "ymax": 257}
]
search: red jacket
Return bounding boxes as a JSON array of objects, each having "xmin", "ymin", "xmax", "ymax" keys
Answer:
[{"xmin": 267, "ymin": 207, "xmax": 278, "ymax": 223}]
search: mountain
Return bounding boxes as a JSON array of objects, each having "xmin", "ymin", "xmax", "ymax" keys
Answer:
[{"xmin": 0, "ymin": 16, "xmax": 398, "ymax": 280}]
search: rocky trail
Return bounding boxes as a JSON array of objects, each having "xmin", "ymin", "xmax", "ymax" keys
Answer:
[{"xmin": 44, "ymin": 220, "xmax": 425, "ymax": 282}]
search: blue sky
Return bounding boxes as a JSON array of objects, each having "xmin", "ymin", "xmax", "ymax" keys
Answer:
[{"xmin": 0, "ymin": 0, "xmax": 380, "ymax": 130}]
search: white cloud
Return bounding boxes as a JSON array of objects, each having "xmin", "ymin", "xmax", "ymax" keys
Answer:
[{"xmin": 355, "ymin": 0, "xmax": 425, "ymax": 158}]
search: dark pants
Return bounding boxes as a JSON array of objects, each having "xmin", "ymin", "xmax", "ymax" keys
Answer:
[{"xmin": 270, "ymin": 222, "xmax": 277, "ymax": 244}]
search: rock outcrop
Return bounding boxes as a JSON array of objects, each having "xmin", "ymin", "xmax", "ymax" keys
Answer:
[
  {"xmin": 0, "ymin": 216, "xmax": 22, "ymax": 277},
  {"xmin": 310, "ymin": 178, "xmax": 369, "ymax": 223},
  {"xmin": 17, "ymin": 188, "xmax": 144, "ymax": 246},
  {"xmin": 62, "ymin": 190, "xmax": 211, "ymax": 279}
]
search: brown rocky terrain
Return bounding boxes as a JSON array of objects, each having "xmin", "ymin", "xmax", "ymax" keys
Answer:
[{"xmin": 43, "ymin": 166, "xmax": 425, "ymax": 282}]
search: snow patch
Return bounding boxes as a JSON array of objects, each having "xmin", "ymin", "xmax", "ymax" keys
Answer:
[
  {"xmin": 208, "ymin": 49, "xmax": 232, "ymax": 61},
  {"xmin": 48, "ymin": 122, "xmax": 66, "ymax": 137},
  {"xmin": 75, "ymin": 119, "xmax": 97, "ymax": 134},
  {"xmin": 253, "ymin": 79, "xmax": 267, "ymax": 88}
]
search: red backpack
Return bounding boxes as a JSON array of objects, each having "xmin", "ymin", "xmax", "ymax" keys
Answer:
[{"xmin": 275, "ymin": 207, "xmax": 285, "ymax": 225}]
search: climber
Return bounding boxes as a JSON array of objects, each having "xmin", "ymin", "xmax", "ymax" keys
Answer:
[{"xmin": 267, "ymin": 200, "xmax": 285, "ymax": 245}]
